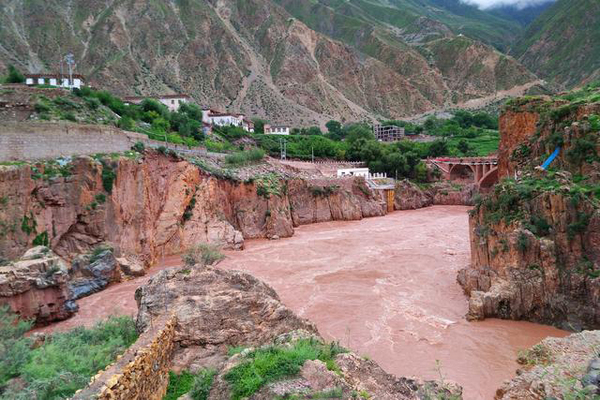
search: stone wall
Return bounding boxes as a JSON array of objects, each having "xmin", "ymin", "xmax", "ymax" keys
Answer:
[
  {"xmin": 72, "ymin": 315, "xmax": 177, "ymax": 400},
  {"xmin": 0, "ymin": 122, "xmax": 206, "ymax": 162}
]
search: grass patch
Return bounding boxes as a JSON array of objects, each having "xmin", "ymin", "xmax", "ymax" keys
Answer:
[
  {"xmin": 164, "ymin": 369, "xmax": 217, "ymax": 400},
  {"xmin": 0, "ymin": 308, "xmax": 138, "ymax": 399},
  {"xmin": 224, "ymin": 338, "xmax": 347, "ymax": 400},
  {"xmin": 182, "ymin": 243, "xmax": 225, "ymax": 267},
  {"xmin": 224, "ymin": 148, "xmax": 265, "ymax": 167}
]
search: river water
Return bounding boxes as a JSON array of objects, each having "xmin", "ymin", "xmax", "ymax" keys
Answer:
[{"xmin": 38, "ymin": 206, "xmax": 568, "ymax": 399}]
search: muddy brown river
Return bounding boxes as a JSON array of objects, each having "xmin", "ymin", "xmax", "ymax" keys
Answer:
[{"xmin": 39, "ymin": 206, "xmax": 568, "ymax": 399}]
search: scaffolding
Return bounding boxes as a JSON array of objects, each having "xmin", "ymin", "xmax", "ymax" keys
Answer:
[{"xmin": 373, "ymin": 125, "xmax": 405, "ymax": 142}]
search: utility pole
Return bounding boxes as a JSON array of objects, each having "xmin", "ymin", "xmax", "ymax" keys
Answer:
[
  {"xmin": 65, "ymin": 53, "xmax": 75, "ymax": 89},
  {"xmin": 280, "ymin": 138, "xmax": 287, "ymax": 161},
  {"xmin": 311, "ymin": 146, "xmax": 314, "ymax": 163}
]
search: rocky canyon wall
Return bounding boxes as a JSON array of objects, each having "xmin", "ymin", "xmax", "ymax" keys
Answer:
[
  {"xmin": 459, "ymin": 94, "xmax": 600, "ymax": 330},
  {"xmin": 0, "ymin": 151, "xmax": 385, "ymax": 265}
]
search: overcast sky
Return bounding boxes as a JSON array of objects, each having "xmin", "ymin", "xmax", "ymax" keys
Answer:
[{"xmin": 460, "ymin": 0, "xmax": 555, "ymax": 9}]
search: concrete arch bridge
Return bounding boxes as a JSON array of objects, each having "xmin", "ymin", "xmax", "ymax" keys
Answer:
[{"xmin": 425, "ymin": 157, "xmax": 499, "ymax": 189}]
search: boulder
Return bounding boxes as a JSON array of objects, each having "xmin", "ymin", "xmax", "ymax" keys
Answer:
[
  {"xmin": 69, "ymin": 249, "xmax": 121, "ymax": 300},
  {"xmin": 117, "ymin": 257, "xmax": 146, "ymax": 277},
  {"xmin": 0, "ymin": 246, "xmax": 77, "ymax": 324}
]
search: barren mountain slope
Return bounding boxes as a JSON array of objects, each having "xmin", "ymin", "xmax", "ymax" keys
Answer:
[{"xmin": 0, "ymin": 0, "xmax": 537, "ymax": 125}]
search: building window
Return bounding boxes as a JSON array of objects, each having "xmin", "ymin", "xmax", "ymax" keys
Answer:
[{"xmin": 171, "ymin": 100, "xmax": 175, "ymax": 105}]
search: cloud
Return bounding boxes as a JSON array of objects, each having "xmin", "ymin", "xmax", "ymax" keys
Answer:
[{"xmin": 460, "ymin": 0, "xmax": 555, "ymax": 9}]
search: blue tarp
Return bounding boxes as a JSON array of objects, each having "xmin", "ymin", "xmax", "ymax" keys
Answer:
[{"xmin": 541, "ymin": 147, "xmax": 561, "ymax": 170}]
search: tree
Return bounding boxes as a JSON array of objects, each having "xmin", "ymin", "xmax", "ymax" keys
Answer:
[
  {"xmin": 345, "ymin": 123, "xmax": 374, "ymax": 142},
  {"xmin": 4, "ymin": 65, "xmax": 25, "ymax": 84},
  {"xmin": 252, "ymin": 118, "xmax": 266, "ymax": 134},
  {"xmin": 326, "ymin": 120, "xmax": 342, "ymax": 135},
  {"xmin": 457, "ymin": 139, "xmax": 471, "ymax": 155},
  {"xmin": 427, "ymin": 139, "xmax": 449, "ymax": 158}
]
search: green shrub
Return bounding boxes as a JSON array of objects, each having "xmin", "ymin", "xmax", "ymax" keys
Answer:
[
  {"xmin": 0, "ymin": 305, "xmax": 33, "ymax": 387},
  {"xmin": 224, "ymin": 338, "xmax": 346, "ymax": 400},
  {"xmin": 32, "ymin": 231, "xmax": 49, "ymax": 247},
  {"xmin": 132, "ymin": 141, "xmax": 145, "ymax": 153},
  {"xmin": 118, "ymin": 116, "xmax": 135, "ymax": 131},
  {"xmin": 182, "ymin": 243, "xmax": 225, "ymax": 267},
  {"xmin": 517, "ymin": 232, "xmax": 529, "ymax": 252},
  {"xmin": 20, "ymin": 213, "xmax": 37, "ymax": 235},
  {"xmin": 20, "ymin": 316, "xmax": 137, "ymax": 399},
  {"xmin": 34, "ymin": 101, "xmax": 51, "ymax": 113},
  {"xmin": 63, "ymin": 111, "xmax": 77, "ymax": 122},
  {"xmin": 89, "ymin": 243, "xmax": 114, "ymax": 263},
  {"xmin": 95, "ymin": 193, "xmax": 107, "ymax": 204},
  {"xmin": 100, "ymin": 160, "xmax": 117, "ymax": 193},
  {"xmin": 84, "ymin": 97, "xmax": 101, "ymax": 110},
  {"xmin": 224, "ymin": 148, "xmax": 265, "ymax": 167},
  {"xmin": 189, "ymin": 368, "xmax": 217, "ymax": 400},
  {"xmin": 0, "ymin": 310, "xmax": 137, "ymax": 400},
  {"xmin": 4, "ymin": 65, "xmax": 25, "ymax": 83},
  {"xmin": 567, "ymin": 212, "xmax": 591, "ymax": 241},
  {"xmin": 165, "ymin": 371, "xmax": 196, "ymax": 400}
]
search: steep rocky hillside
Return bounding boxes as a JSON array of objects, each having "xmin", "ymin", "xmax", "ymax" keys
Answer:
[
  {"xmin": 458, "ymin": 83, "xmax": 600, "ymax": 330},
  {"xmin": 0, "ymin": 151, "xmax": 385, "ymax": 266},
  {"xmin": 511, "ymin": 0, "xmax": 600, "ymax": 89},
  {"xmin": 0, "ymin": 0, "xmax": 537, "ymax": 125}
]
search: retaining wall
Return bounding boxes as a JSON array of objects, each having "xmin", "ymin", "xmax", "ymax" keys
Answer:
[
  {"xmin": 72, "ymin": 316, "xmax": 177, "ymax": 400},
  {"xmin": 0, "ymin": 122, "xmax": 206, "ymax": 162}
]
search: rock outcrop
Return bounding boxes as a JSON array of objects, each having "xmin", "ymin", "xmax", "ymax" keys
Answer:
[
  {"xmin": 69, "ymin": 249, "xmax": 122, "ymax": 299},
  {"xmin": 132, "ymin": 265, "xmax": 462, "ymax": 400},
  {"xmin": 0, "ymin": 151, "xmax": 385, "ymax": 266},
  {"xmin": 496, "ymin": 330, "xmax": 600, "ymax": 399},
  {"xmin": 394, "ymin": 180, "xmax": 476, "ymax": 210},
  {"xmin": 0, "ymin": 246, "xmax": 77, "ymax": 324},
  {"xmin": 458, "ymin": 90, "xmax": 600, "ymax": 330}
]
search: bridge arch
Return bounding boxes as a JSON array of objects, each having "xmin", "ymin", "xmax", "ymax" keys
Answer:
[
  {"xmin": 449, "ymin": 163, "xmax": 474, "ymax": 180},
  {"xmin": 479, "ymin": 167, "xmax": 499, "ymax": 189}
]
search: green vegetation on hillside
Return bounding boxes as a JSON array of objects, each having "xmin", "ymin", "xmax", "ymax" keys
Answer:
[
  {"xmin": 224, "ymin": 338, "xmax": 347, "ymax": 400},
  {"xmin": 0, "ymin": 307, "xmax": 138, "ymax": 399},
  {"xmin": 29, "ymin": 87, "xmax": 205, "ymax": 147},
  {"xmin": 2, "ymin": 65, "xmax": 25, "ymax": 84},
  {"xmin": 511, "ymin": 0, "xmax": 600, "ymax": 88},
  {"xmin": 164, "ymin": 369, "xmax": 217, "ymax": 400}
]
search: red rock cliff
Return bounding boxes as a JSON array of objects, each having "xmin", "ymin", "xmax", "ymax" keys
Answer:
[
  {"xmin": 0, "ymin": 152, "xmax": 385, "ymax": 267},
  {"xmin": 458, "ymin": 94, "xmax": 600, "ymax": 330}
]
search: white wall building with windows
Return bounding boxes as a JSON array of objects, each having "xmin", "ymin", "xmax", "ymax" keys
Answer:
[
  {"xmin": 201, "ymin": 109, "xmax": 255, "ymax": 133},
  {"xmin": 264, "ymin": 125, "xmax": 290, "ymax": 135},
  {"xmin": 337, "ymin": 168, "xmax": 370, "ymax": 178},
  {"xmin": 24, "ymin": 74, "xmax": 85, "ymax": 89}
]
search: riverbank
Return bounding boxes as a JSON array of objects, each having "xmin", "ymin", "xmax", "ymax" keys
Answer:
[
  {"xmin": 34, "ymin": 206, "xmax": 568, "ymax": 399},
  {"xmin": 218, "ymin": 206, "xmax": 568, "ymax": 400}
]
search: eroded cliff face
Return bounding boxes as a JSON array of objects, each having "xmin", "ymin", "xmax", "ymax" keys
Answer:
[
  {"xmin": 0, "ymin": 151, "xmax": 385, "ymax": 266},
  {"xmin": 458, "ymin": 94, "xmax": 600, "ymax": 330},
  {"xmin": 394, "ymin": 180, "xmax": 476, "ymax": 210}
]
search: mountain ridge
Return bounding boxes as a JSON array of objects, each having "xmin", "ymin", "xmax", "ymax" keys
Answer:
[{"xmin": 0, "ymin": 0, "xmax": 539, "ymax": 126}]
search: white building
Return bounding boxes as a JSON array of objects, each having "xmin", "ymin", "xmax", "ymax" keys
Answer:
[
  {"xmin": 124, "ymin": 94, "xmax": 191, "ymax": 112},
  {"xmin": 24, "ymin": 74, "xmax": 85, "ymax": 89},
  {"xmin": 264, "ymin": 125, "xmax": 290, "ymax": 135},
  {"xmin": 337, "ymin": 168, "xmax": 370, "ymax": 178},
  {"xmin": 202, "ymin": 109, "xmax": 255, "ymax": 133}
]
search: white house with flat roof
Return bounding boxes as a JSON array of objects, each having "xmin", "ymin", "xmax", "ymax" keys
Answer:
[
  {"xmin": 201, "ymin": 109, "xmax": 255, "ymax": 133},
  {"xmin": 25, "ymin": 74, "xmax": 85, "ymax": 89},
  {"xmin": 337, "ymin": 168, "xmax": 370, "ymax": 178},
  {"xmin": 264, "ymin": 125, "xmax": 290, "ymax": 135},
  {"xmin": 124, "ymin": 94, "xmax": 191, "ymax": 112}
]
